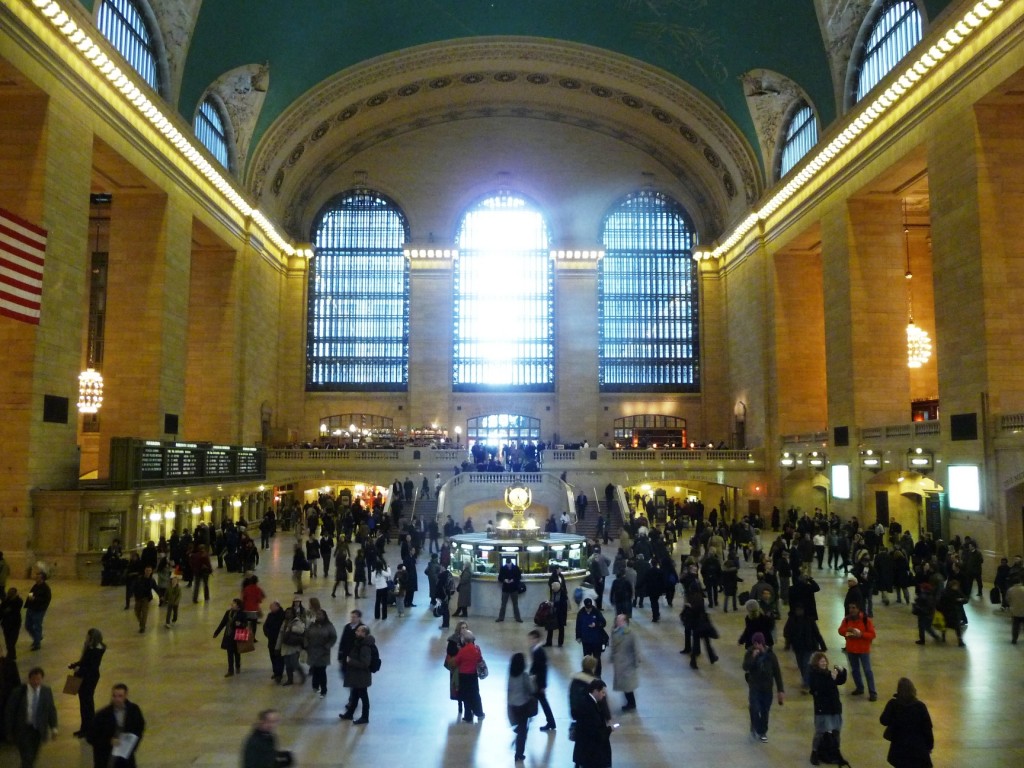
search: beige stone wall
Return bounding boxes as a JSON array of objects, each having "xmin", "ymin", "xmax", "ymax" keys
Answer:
[
  {"xmin": 721, "ymin": 245, "xmax": 772, "ymax": 449},
  {"xmin": 184, "ymin": 236, "xmax": 239, "ymax": 441},
  {"xmin": 773, "ymin": 248, "xmax": 827, "ymax": 436}
]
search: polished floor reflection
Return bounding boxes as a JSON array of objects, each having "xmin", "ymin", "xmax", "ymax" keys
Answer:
[{"xmin": 2, "ymin": 534, "xmax": 1021, "ymax": 767}]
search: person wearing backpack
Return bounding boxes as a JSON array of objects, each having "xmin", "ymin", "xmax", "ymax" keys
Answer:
[
  {"xmin": 339, "ymin": 624, "xmax": 376, "ymax": 725},
  {"xmin": 276, "ymin": 606, "xmax": 307, "ymax": 685},
  {"xmin": 808, "ymin": 651, "xmax": 848, "ymax": 765}
]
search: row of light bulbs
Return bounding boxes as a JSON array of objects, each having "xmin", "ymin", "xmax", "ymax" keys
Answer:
[
  {"xmin": 28, "ymin": 0, "xmax": 296, "ymax": 257},
  {"xmin": 26, "ymin": 0, "xmax": 1005, "ymax": 271},
  {"xmin": 695, "ymin": 0, "xmax": 1005, "ymax": 263},
  {"xmin": 400, "ymin": 248, "xmax": 605, "ymax": 260}
]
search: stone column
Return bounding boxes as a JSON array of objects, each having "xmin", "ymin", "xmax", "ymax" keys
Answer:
[
  {"xmin": 98, "ymin": 192, "xmax": 191, "ymax": 475},
  {"xmin": 554, "ymin": 256, "xmax": 598, "ymax": 444},
  {"xmin": 0, "ymin": 93, "xmax": 91, "ymax": 570},
  {"xmin": 409, "ymin": 255, "xmax": 453, "ymax": 429}
]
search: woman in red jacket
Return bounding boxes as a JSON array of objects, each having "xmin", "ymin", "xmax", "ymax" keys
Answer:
[
  {"xmin": 453, "ymin": 631, "xmax": 486, "ymax": 723},
  {"xmin": 838, "ymin": 603, "xmax": 877, "ymax": 700}
]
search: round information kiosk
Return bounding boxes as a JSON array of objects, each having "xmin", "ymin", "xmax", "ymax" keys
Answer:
[{"xmin": 447, "ymin": 484, "xmax": 589, "ymax": 616}]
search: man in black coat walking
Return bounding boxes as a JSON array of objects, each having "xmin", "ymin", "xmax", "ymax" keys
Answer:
[
  {"xmin": 528, "ymin": 629, "xmax": 556, "ymax": 731},
  {"xmin": 572, "ymin": 679, "xmax": 613, "ymax": 768},
  {"xmin": 87, "ymin": 683, "xmax": 145, "ymax": 768}
]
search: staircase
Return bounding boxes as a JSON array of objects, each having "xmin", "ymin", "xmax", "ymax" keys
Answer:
[
  {"xmin": 572, "ymin": 498, "xmax": 623, "ymax": 542},
  {"xmin": 410, "ymin": 494, "xmax": 438, "ymax": 528}
]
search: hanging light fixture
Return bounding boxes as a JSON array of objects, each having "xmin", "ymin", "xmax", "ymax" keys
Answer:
[
  {"xmin": 77, "ymin": 368, "xmax": 104, "ymax": 412},
  {"xmin": 903, "ymin": 199, "xmax": 932, "ymax": 368},
  {"xmin": 79, "ymin": 217, "xmax": 106, "ymax": 413}
]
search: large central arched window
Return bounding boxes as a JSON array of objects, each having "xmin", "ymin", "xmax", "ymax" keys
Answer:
[
  {"xmin": 453, "ymin": 193, "xmax": 554, "ymax": 391},
  {"xmin": 600, "ymin": 190, "xmax": 699, "ymax": 392},
  {"xmin": 306, "ymin": 191, "xmax": 409, "ymax": 391}
]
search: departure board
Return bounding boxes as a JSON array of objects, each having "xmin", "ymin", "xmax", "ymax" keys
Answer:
[
  {"xmin": 109, "ymin": 438, "xmax": 266, "ymax": 488},
  {"xmin": 235, "ymin": 448, "xmax": 261, "ymax": 476},
  {"xmin": 205, "ymin": 446, "xmax": 234, "ymax": 476},
  {"xmin": 138, "ymin": 442, "xmax": 164, "ymax": 479}
]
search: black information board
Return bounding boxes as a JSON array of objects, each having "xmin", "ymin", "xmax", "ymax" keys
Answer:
[
  {"xmin": 109, "ymin": 438, "xmax": 266, "ymax": 488},
  {"xmin": 205, "ymin": 447, "xmax": 234, "ymax": 477},
  {"xmin": 138, "ymin": 442, "xmax": 164, "ymax": 479},
  {"xmin": 235, "ymin": 448, "xmax": 261, "ymax": 476}
]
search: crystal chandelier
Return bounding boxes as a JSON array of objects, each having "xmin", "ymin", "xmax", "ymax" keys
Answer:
[
  {"xmin": 77, "ymin": 368, "xmax": 104, "ymax": 413},
  {"xmin": 906, "ymin": 321, "xmax": 932, "ymax": 368},
  {"xmin": 902, "ymin": 200, "xmax": 932, "ymax": 369}
]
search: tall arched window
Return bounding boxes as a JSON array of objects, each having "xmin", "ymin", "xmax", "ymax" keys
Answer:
[
  {"xmin": 306, "ymin": 191, "xmax": 409, "ymax": 391},
  {"xmin": 853, "ymin": 0, "xmax": 923, "ymax": 103},
  {"xmin": 600, "ymin": 190, "xmax": 699, "ymax": 392},
  {"xmin": 453, "ymin": 193, "xmax": 554, "ymax": 391},
  {"xmin": 96, "ymin": 0, "xmax": 160, "ymax": 92},
  {"xmin": 194, "ymin": 96, "xmax": 229, "ymax": 169},
  {"xmin": 777, "ymin": 103, "xmax": 818, "ymax": 179}
]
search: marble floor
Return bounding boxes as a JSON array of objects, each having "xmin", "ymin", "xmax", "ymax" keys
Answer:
[{"xmin": 2, "ymin": 534, "xmax": 1021, "ymax": 768}]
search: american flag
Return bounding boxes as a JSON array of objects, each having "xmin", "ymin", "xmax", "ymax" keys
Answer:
[{"xmin": 0, "ymin": 207, "xmax": 48, "ymax": 325}]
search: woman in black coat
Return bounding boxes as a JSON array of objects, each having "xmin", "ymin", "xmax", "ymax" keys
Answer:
[
  {"xmin": 808, "ymin": 651, "xmax": 846, "ymax": 764},
  {"xmin": 879, "ymin": 677, "xmax": 934, "ymax": 768},
  {"xmin": 68, "ymin": 627, "xmax": 106, "ymax": 736},
  {"xmin": 213, "ymin": 598, "xmax": 247, "ymax": 677}
]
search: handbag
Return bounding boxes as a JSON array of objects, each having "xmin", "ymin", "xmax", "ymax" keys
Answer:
[
  {"xmin": 63, "ymin": 674, "xmax": 83, "ymax": 695},
  {"xmin": 476, "ymin": 658, "xmax": 489, "ymax": 679},
  {"xmin": 234, "ymin": 627, "xmax": 251, "ymax": 642},
  {"xmin": 524, "ymin": 695, "xmax": 539, "ymax": 718},
  {"xmin": 237, "ymin": 637, "xmax": 256, "ymax": 653}
]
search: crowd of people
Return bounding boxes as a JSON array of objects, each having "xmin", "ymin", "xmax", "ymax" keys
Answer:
[{"xmin": 2, "ymin": 485, "xmax": 1021, "ymax": 768}]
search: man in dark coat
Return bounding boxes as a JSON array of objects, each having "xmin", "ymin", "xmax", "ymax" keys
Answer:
[
  {"xmin": 4, "ymin": 666, "xmax": 57, "ymax": 768},
  {"xmin": 337, "ymin": 609, "xmax": 365, "ymax": 676},
  {"xmin": 572, "ymin": 678, "xmax": 612, "ymax": 768},
  {"xmin": 339, "ymin": 625, "xmax": 375, "ymax": 724},
  {"xmin": 528, "ymin": 629, "xmax": 556, "ymax": 731},
  {"xmin": 87, "ymin": 683, "xmax": 145, "ymax": 768},
  {"xmin": 241, "ymin": 709, "xmax": 293, "ymax": 768}
]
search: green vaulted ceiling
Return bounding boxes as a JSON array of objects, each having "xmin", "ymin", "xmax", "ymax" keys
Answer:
[
  {"xmin": 73, "ymin": 0, "xmax": 958, "ymax": 228},
  {"xmin": 178, "ymin": 1, "xmax": 836, "ymax": 161}
]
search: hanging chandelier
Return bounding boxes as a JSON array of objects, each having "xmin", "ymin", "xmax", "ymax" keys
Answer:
[
  {"xmin": 902, "ymin": 200, "xmax": 932, "ymax": 369},
  {"xmin": 906, "ymin": 320, "xmax": 932, "ymax": 368},
  {"xmin": 77, "ymin": 368, "xmax": 104, "ymax": 413}
]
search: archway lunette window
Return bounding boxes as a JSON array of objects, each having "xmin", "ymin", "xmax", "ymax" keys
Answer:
[
  {"xmin": 778, "ymin": 103, "xmax": 818, "ymax": 179},
  {"xmin": 855, "ymin": 0, "xmax": 923, "ymax": 102},
  {"xmin": 599, "ymin": 190, "xmax": 699, "ymax": 392},
  {"xmin": 465, "ymin": 414, "xmax": 542, "ymax": 446},
  {"xmin": 306, "ymin": 191, "xmax": 410, "ymax": 391},
  {"xmin": 96, "ymin": 0, "xmax": 160, "ymax": 92},
  {"xmin": 194, "ymin": 97, "xmax": 229, "ymax": 169},
  {"xmin": 613, "ymin": 414, "xmax": 688, "ymax": 448},
  {"xmin": 453, "ymin": 192, "xmax": 554, "ymax": 392}
]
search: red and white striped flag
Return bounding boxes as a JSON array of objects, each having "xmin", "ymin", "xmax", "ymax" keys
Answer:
[{"xmin": 0, "ymin": 207, "xmax": 48, "ymax": 325}]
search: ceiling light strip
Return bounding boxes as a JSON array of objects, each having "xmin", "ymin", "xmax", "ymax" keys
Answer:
[
  {"xmin": 26, "ymin": 0, "xmax": 298, "ymax": 257},
  {"xmin": 696, "ymin": 0, "xmax": 1006, "ymax": 263}
]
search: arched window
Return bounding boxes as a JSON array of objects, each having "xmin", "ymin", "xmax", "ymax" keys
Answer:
[
  {"xmin": 600, "ymin": 191, "xmax": 699, "ymax": 392},
  {"xmin": 453, "ymin": 193, "xmax": 554, "ymax": 391},
  {"xmin": 306, "ymin": 191, "xmax": 409, "ymax": 391},
  {"xmin": 777, "ymin": 103, "xmax": 818, "ymax": 179},
  {"xmin": 96, "ymin": 0, "xmax": 160, "ymax": 92},
  {"xmin": 465, "ymin": 414, "xmax": 542, "ymax": 447},
  {"xmin": 194, "ymin": 96, "xmax": 230, "ymax": 169},
  {"xmin": 853, "ymin": 0, "xmax": 923, "ymax": 103}
]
